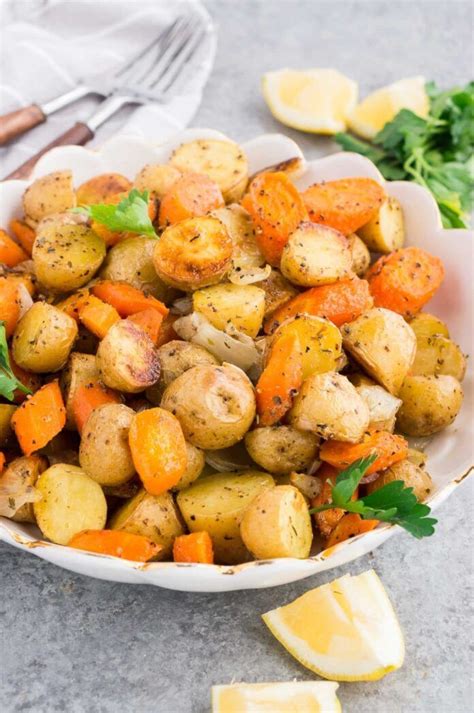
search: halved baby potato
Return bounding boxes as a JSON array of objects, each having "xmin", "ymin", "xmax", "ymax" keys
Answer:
[
  {"xmin": 280, "ymin": 222, "xmax": 352, "ymax": 287},
  {"xmin": 23, "ymin": 170, "xmax": 76, "ymax": 224},
  {"xmin": 193, "ymin": 283, "xmax": 266, "ymax": 338},
  {"xmin": 171, "ymin": 442, "xmax": 206, "ymax": 491},
  {"xmin": 358, "ymin": 196, "xmax": 405, "ymax": 253},
  {"xmin": 396, "ymin": 374, "xmax": 463, "ymax": 437},
  {"xmin": 260, "ymin": 269, "xmax": 299, "ymax": 319},
  {"xmin": 366, "ymin": 459, "xmax": 433, "ymax": 502},
  {"xmin": 244, "ymin": 425, "xmax": 319, "ymax": 475},
  {"xmin": 272, "ymin": 314, "xmax": 343, "ymax": 379},
  {"xmin": 76, "ymin": 173, "xmax": 132, "ymax": 206},
  {"xmin": 153, "ymin": 216, "xmax": 233, "ymax": 291},
  {"xmin": 289, "ymin": 372, "xmax": 370, "ymax": 442},
  {"xmin": 240, "ymin": 485, "xmax": 313, "ymax": 559},
  {"xmin": 170, "ymin": 138, "xmax": 248, "ymax": 203},
  {"xmin": 146, "ymin": 340, "xmax": 219, "ymax": 404},
  {"xmin": 100, "ymin": 236, "xmax": 171, "ymax": 301},
  {"xmin": 411, "ymin": 335, "xmax": 466, "ymax": 381},
  {"xmin": 133, "ymin": 164, "xmax": 182, "ymax": 200},
  {"xmin": 409, "ymin": 312, "xmax": 449, "ymax": 340},
  {"xmin": 347, "ymin": 233, "xmax": 371, "ymax": 276},
  {"xmin": 342, "ymin": 307, "xmax": 416, "ymax": 395},
  {"xmin": 60, "ymin": 352, "xmax": 100, "ymax": 429}
]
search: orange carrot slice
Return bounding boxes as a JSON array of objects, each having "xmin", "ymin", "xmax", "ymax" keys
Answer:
[
  {"xmin": 76, "ymin": 173, "xmax": 132, "ymax": 206},
  {"xmin": 155, "ymin": 314, "xmax": 179, "ymax": 348},
  {"xmin": 78, "ymin": 295, "xmax": 121, "ymax": 339},
  {"xmin": 159, "ymin": 172, "xmax": 224, "ymax": 226},
  {"xmin": 128, "ymin": 308, "xmax": 163, "ymax": 345},
  {"xmin": 0, "ymin": 229, "xmax": 28, "ymax": 267},
  {"xmin": 12, "ymin": 382, "xmax": 66, "ymax": 455},
  {"xmin": 0, "ymin": 277, "xmax": 20, "ymax": 337},
  {"xmin": 320, "ymin": 430, "xmax": 408, "ymax": 474},
  {"xmin": 0, "ymin": 452, "xmax": 5, "ymax": 473},
  {"xmin": 325, "ymin": 513, "xmax": 379, "ymax": 548},
  {"xmin": 173, "ymin": 532, "xmax": 214, "ymax": 564},
  {"xmin": 256, "ymin": 332, "xmax": 303, "ymax": 426},
  {"xmin": 128, "ymin": 408, "xmax": 188, "ymax": 495},
  {"xmin": 366, "ymin": 246, "xmax": 445, "ymax": 318},
  {"xmin": 302, "ymin": 178, "xmax": 385, "ymax": 235},
  {"xmin": 92, "ymin": 280, "xmax": 168, "ymax": 318},
  {"xmin": 69, "ymin": 529, "xmax": 161, "ymax": 562},
  {"xmin": 56, "ymin": 289, "xmax": 90, "ymax": 322},
  {"xmin": 9, "ymin": 220, "xmax": 36, "ymax": 255},
  {"xmin": 72, "ymin": 382, "xmax": 122, "ymax": 434}
]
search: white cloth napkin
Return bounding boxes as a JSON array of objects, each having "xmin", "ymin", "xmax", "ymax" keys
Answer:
[{"xmin": 0, "ymin": 0, "xmax": 216, "ymax": 175}]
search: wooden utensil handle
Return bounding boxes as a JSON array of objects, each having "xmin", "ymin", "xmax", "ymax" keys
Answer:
[
  {"xmin": 4, "ymin": 122, "xmax": 94, "ymax": 180},
  {"xmin": 0, "ymin": 104, "xmax": 46, "ymax": 145}
]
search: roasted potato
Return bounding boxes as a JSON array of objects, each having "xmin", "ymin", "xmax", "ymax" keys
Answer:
[
  {"xmin": 0, "ymin": 455, "xmax": 48, "ymax": 522},
  {"xmin": 96, "ymin": 319, "xmax": 160, "ymax": 393},
  {"xmin": 350, "ymin": 374, "xmax": 402, "ymax": 432},
  {"xmin": 193, "ymin": 283, "xmax": 265, "ymax": 338},
  {"xmin": 133, "ymin": 163, "xmax": 182, "ymax": 200},
  {"xmin": 170, "ymin": 139, "xmax": 248, "ymax": 203},
  {"xmin": 211, "ymin": 204, "xmax": 264, "ymax": 271},
  {"xmin": 272, "ymin": 314, "xmax": 343, "ymax": 379},
  {"xmin": 358, "ymin": 196, "xmax": 405, "ymax": 253},
  {"xmin": 411, "ymin": 335, "xmax": 466, "ymax": 381},
  {"xmin": 161, "ymin": 363, "xmax": 256, "ymax": 449},
  {"xmin": 100, "ymin": 236, "xmax": 171, "ymax": 301},
  {"xmin": 396, "ymin": 374, "xmax": 463, "ymax": 436},
  {"xmin": 289, "ymin": 372, "xmax": 370, "ymax": 442},
  {"xmin": 289, "ymin": 472, "xmax": 322, "ymax": 500},
  {"xmin": 76, "ymin": 173, "xmax": 131, "ymax": 205},
  {"xmin": 366, "ymin": 459, "xmax": 433, "ymax": 501},
  {"xmin": 23, "ymin": 171, "xmax": 76, "ymax": 224},
  {"xmin": 33, "ymin": 224, "xmax": 106, "ymax": 293},
  {"xmin": 0, "ymin": 404, "xmax": 16, "ymax": 446},
  {"xmin": 342, "ymin": 308, "xmax": 416, "ymax": 394},
  {"xmin": 407, "ymin": 448, "xmax": 428, "ymax": 469},
  {"xmin": 153, "ymin": 216, "xmax": 233, "ymax": 291},
  {"xmin": 12, "ymin": 302, "xmax": 78, "ymax": 373},
  {"xmin": 34, "ymin": 464, "xmax": 107, "ymax": 545},
  {"xmin": 409, "ymin": 312, "xmax": 449, "ymax": 340},
  {"xmin": 177, "ymin": 470, "xmax": 274, "ymax": 564},
  {"xmin": 259, "ymin": 269, "xmax": 299, "ymax": 319},
  {"xmin": 240, "ymin": 485, "xmax": 312, "ymax": 559},
  {"xmin": 348, "ymin": 233, "xmax": 371, "ymax": 276},
  {"xmin": 60, "ymin": 352, "xmax": 100, "ymax": 429},
  {"xmin": 146, "ymin": 340, "xmax": 219, "ymax": 404},
  {"xmin": 109, "ymin": 489, "xmax": 184, "ymax": 559},
  {"xmin": 244, "ymin": 426, "xmax": 319, "ymax": 475},
  {"xmin": 280, "ymin": 222, "xmax": 352, "ymax": 287},
  {"xmin": 171, "ymin": 442, "xmax": 205, "ymax": 491},
  {"xmin": 79, "ymin": 404, "xmax": 136, "ymax": 486},
  {"xmin": 36, "ymin": 210, "xmax": 90, "ymax": 234}
]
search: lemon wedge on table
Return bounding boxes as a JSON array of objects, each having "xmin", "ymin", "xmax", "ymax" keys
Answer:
[
  {"xmin": 212, "ymin": 681, "xmax": 341, "ymax": 712},
  {"xmin": 348, "ymin": 75, "xmax": 429, "ymax": 139},
  {"xmin": 262, "ymin": 570, "xmax": 404, "ymax": 682},
  {"xmin": 262, "ymin": 68, "xmax": 358, "ymax": 134}
]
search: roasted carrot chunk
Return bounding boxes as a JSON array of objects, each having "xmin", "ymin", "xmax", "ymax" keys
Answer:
[
  {"xmin": 128, "ymin": 309, "xmax": 163, "ymax": 345},
  {"xmin": 242, "ymin": 171, "xmax": 308, "ymax": 266},
  {"xmin": 56, "ymin": 289, "xmax": 90, "ymax": 322},
  {"xmin": 0, "ymin": 229, "xmax": 28, "ymax": 267},
  {"xmin": 366, "ymin": 246, "xmax": 445, "ymax": 318},
  {"xmin": 128, "ymin": 408, "xmax": 188, "ymax": 495},
  {"xmin": 159, "ymin": 172, "xmax": 224, "ymax": 226},
  {"xmin": 90, "ymin": 190, "xmax": 157, "ymax": 246},
  {"xmin": 9, "ymin": 220, "xmax": 36, "ymax": 255},
  {"xmin": 302, "ymin": 177, "xmax": 385, "ymax": 235},
  {"xmin": 92, "ymin": 281, "xmax": 168, "ymax": 318},
  {"xmin": 0, "ymin": 452, "xmax": 5, "ymax": 473},
  {"xmin": 173, "ymin": 532, "xmax": 214, "ymax": 564},
  {"xmin": 72, "ymin": 382, "xmax": 121, "ymax": 434},
  {"xmin": 12, "ymin": 382, "xmax": 66, "ymax": 456},
  {"xmin": 256, "ymin": 332, "xmax": 303, "ymax": 426},
  {"xmin": 69, "ymin": 530, "xmax": 161, "ymax": 562},
  {"xmin": 265, "ymin": 276, "xmax": 373, "ymax": 332},
  {"xmin": 155, "ymin": 314, "xmax": 180, "ymax": 348},
  {"xmin": 78, "ymin": 295, "xmax": 121, "ymax": 339},
  {"xmin": 325, "ymin": 513, "xmax": 379, "ymax": 548},
  {"xmin": 0, "ymin": 277, "xmax": 20, "ymax": 337},
  {"xmin": 320, "ymin": 430, "xmax": 408, "ymax": 474},
  {"xmin": 310, "ymin": 463, "xmax": 361, "ymax": 539},
  {"xmin": 76, "ymin": 173, "xmax": 132, "ymax": 206}
]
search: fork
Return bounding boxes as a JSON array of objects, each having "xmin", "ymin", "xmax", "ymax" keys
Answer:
[{"xmin": 5, "ymin": 17, "xmax": 205, "ymax": 180}]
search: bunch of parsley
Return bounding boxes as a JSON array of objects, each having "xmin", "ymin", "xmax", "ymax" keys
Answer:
[{"xmin": 336, "ymin": 81, "xmax": 473, "ymax": 228}]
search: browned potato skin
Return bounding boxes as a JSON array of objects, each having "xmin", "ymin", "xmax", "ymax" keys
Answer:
[
  {"xmin": 100, "ymin": 237, "xmax": 172, "ymax": 301},
  {"xmin": 161, "ymin": 363, "xmax": 256, "ymax": 449},
  {"xmin": 133, "ymin": 164, "xmax": 182, "ymax": 200},
  {"xmin": 289, "ymin": 372, "xmax": 370, "ymax": 442},
  {"xmin": 258, "ymin": 270, "xmax": 299, "ymax": 321},
  {"xmin": 76, "ymin": 173, "xmax": 132, "ymax": 205},
  {"xmin": 240, "ymin": 485, "xmax": 313, "ymax": 559},
  {"xmin": 358, "ymin": 196, "xmax": 405, "ymax": 253},
  {"xmin": 396, "ymin": 375, "xmax": 463, "ymax": 437},
  {"xmin": 0, "ymin": 404, "xmax": 16, "ymax": 447},
  {"xmin": 12, "ymin": 302, "xmax": 78, "ymax": 373},
  {"xmin": 244, "ymin": 426, "xmax": 319, "ymax": 475},
  {"xmin": 146, "ymin": 340, "xmax": 219, "ymax": 404},
  {"xmin": 23, "ymin": 171, "xmax": 76, "ymax": 224},
  {"xmin": 3, "ymin": 455, "xmax": 48, "ymax": 523},
  {"xmin": 79, "ymin": 404, "xmax": 136, "ymax": 486},
  {"xmin": 153, "ymin": 216, "xmax": 233, "ymax": 291},
  {"xmin": 366, "ymin": 459, "xmax": 433, "ymax": 501},
  {"xmin": 60, "ymin": 352, "xmax": 100, "ymax": 429},
  {"xmin": 109, "ymin": 489, "xmax": 185, "ymax": 559},
  {"xmin": 96, "ymin": 319, "xmax": 160, "ymax": 393},
  {"xmin": 171, "ymin": 442, "xmax": 205, "ymax": 491}
]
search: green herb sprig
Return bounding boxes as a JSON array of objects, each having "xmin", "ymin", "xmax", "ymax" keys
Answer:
[
  {"xmin": 309, "ymin": 456, "xmax": 437, "ymax": 539},
  {"xmin": 0, "ymin": 322, "xmax": 31, "ymax": 402},
  {"xmin": 335, "ymin": 81, "xmax": 474, "ymax": 229},
  {"xmin": 75, "ymin": 189, "xmax": 158, "ymax": 238}
]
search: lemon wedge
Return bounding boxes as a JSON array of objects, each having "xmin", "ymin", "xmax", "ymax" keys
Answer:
[
  {"xmin": 262, "ymin": 68, "xmax": 358, "ymax": 134},
  {"xmin": 262, "ymin": 569, "xmax": 404, "ymax": 682},
  {"xmin": 212, "ymin": 681, "xmax": 341, "ymax": 712},
  {"xmin": 348, "ymin": 76, "xmax": 429, "ymax": 139}
]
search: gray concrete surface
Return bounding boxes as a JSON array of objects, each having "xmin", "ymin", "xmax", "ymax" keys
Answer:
[{"xmin": 1, "ymin": 1, "xmax": 473, "ymax": 711}]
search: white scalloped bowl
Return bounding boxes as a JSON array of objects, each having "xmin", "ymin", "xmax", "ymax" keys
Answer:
[{"xmin": 0, "ymin": 130, "xmax": 472, "ymax": 592}]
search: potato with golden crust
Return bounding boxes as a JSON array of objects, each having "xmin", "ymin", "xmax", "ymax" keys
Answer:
[
  {"xmin": 280, "ymin": 222, "xmax": 352, "ymax": 287},
  {"xmin": 96, "ymin": 319, "xmax": 160, "ymax": 393},
  {"xmin": 396, "ymin": 375, "xmax": 463, "ymax": 437},
  {"xmin": 161, "ymin": 363, "xmax": 256, "ymax": 450},
  {"xmin": 133, "ymin": 163, "xmax": 182, "ymax": 200},
  {"xmin": 244, "ymin": 426, "xmax": 319, "ymax": 475},
  {"xmin": 23, "ymin": 171, "xmax": 76, "ymax": 224},
  {"xmin": 193, "ymin": 283, "xmax": 265, "ymax": 338},
  {"xmin": 366, "ymin": 459, "xmax": 433, "ymax": 501},
  {"xmin": 358, "ymin": 196, "xmax": 405, "ymax": 253},
  {"xmin": 259, "ymin": 269, "xmax": 299, "ymax": 320},
  {"xmin": 76, "ymin": 173, "xmax": 132, "ymax": 205}
]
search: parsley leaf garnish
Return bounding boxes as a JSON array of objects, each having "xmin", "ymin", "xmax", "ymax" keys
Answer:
[
  {"xmin": 335, "ymin": 80, "xmax": 474, "ymax": 229},
  {"xmin": 309, "ymin": 456, "xmax": 437, "ymax": 539},
  {"xmin": 75, "ymin": 189, "xmax": 158, "ymax": 238},
  {"xmin": 0, "ymin": 321, "xmax": 32, "ymax": 402}
]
